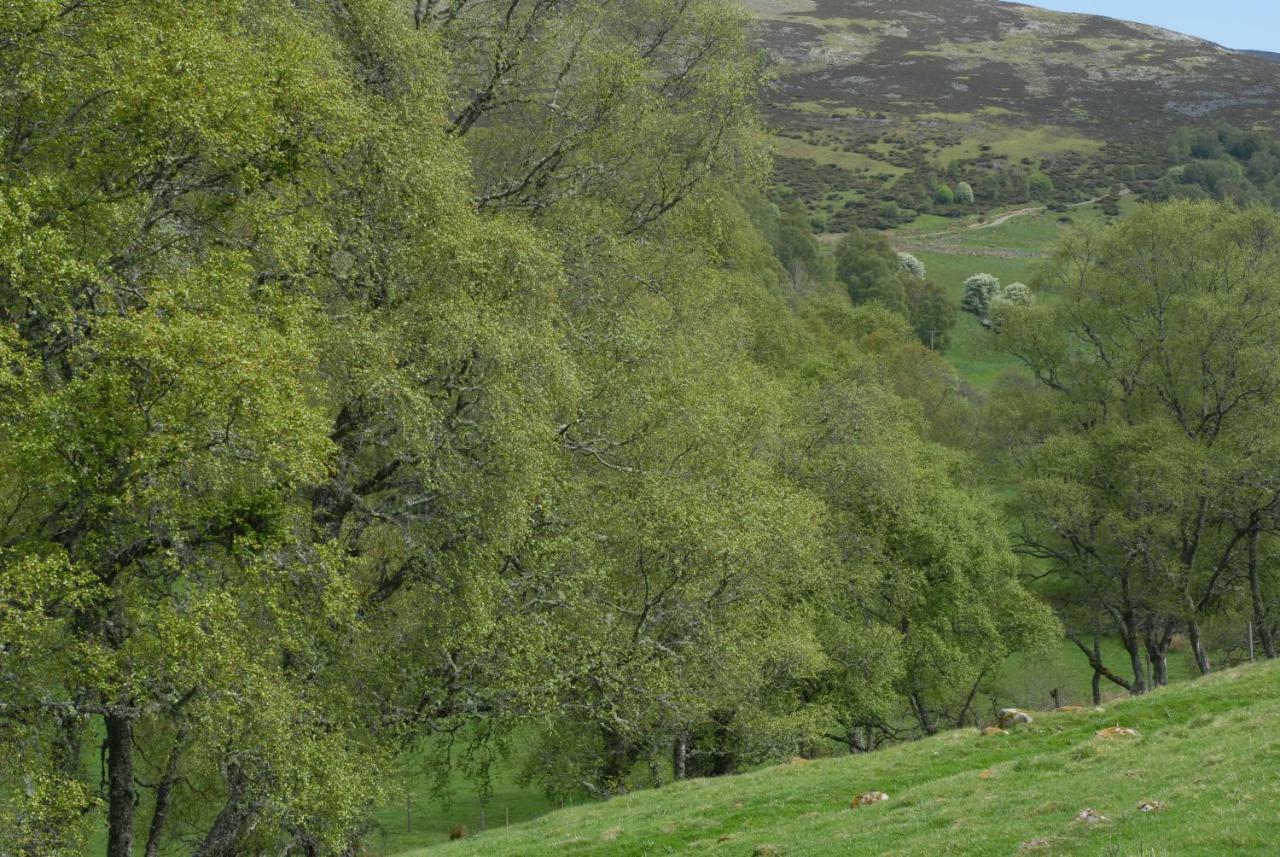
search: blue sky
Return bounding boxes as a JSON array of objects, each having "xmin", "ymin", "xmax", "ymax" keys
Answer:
[{"xmin": 1009, "ymin": 1, "xmax": 1279, "ymax": 50}]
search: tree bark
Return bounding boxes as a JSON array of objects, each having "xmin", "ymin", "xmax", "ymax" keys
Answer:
[
  {"xmin": 105, "ymin": 711, "xmax": 137, "ymax": 857},
  {"xmin": 909, "ymin": 692, "xmax": 939, "ymax": 736},
  {"xmin": 194, "ymin": 768, "xmax": 258, "ymax": 857},
  {"xmin": 1144, "ymin": 622, "xmax": 1174, "ymax": 688},
  {"xmin": 144, "ymin": 729, "xmax": 186, "ymax": 857},
  {"xmin": 1188, "ymin": 618, "xmax": 1212, "ymax": 676},
  {"xmin": 1120, "ymin": 626, "xmax": 1148, "ymax": 695},
  {"xmin": 672, "ymin": 734, "xmax": 688, "ymax": 781},
  {"xmin": 1248, "ymin": 529, "xmax": 1278, "ymax": 659},
  {"xmin": 1068, "ymin": 632, "xmax": 1133, "ymax": 694},
  {"xmin": 1091, "ymin": 636, "xmax": 1103, "ymax": 704}
]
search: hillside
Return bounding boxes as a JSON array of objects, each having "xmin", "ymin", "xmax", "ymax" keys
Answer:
[
  {"xmin": 414, "ymin": 660, "xmax": 1280, "ymax": 856},
  {"xmin": 737, "ymin": 0, "xmax": 1280, "ymax": 229}
]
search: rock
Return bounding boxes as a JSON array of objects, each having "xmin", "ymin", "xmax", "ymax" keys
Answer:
[
  {"xmin": 998, "ymin": 708, "xmax": 1034, "ymax": 728},
  {"xmin": 1138, "ymin": 800, "xmax": 1167, "ymax": 813},
  {"xmin": 1095, "ymin": 726, "xmax": 1140, "ymax": 739},
  {"xmin": 851, "ymin": 791, "xmax": 890, "ymax": 808},
  {"xmin": 1074, "ymin": 808, "xmax": 1108, "ymax": 824},
  {"xmin": 981, "ymin": 726, "xmax": 1009, "ymax": 737}
]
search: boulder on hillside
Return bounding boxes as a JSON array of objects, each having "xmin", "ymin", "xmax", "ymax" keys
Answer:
[
  {"xmin": 998, "ymin": 708, "xmax": 1034, "ymax": 728},
  {"xmin": 1095, "ymin": 726, "xmax": 1140, "ymax": 740},
  {"xmin": 851, "ymin": 791, "xmax": 890, "ymax": 808}
]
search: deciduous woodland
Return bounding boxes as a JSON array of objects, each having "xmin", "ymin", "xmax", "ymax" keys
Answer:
[{"xmin": 0, "ymin": 2, "xmax": 1277, "ymax": 854}]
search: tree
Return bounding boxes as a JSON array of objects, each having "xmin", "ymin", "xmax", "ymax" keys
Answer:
[
  {"xmin": 427, "ymin": 0, "xmax": 766, "ymax": 230},
  {"xmin": 834, "ymin": 230, "xmax": 908, "ymax": 316},
  {"xmin": 898, "ymin": 252, "xmax": 927, "ymax": 280},
  {"xmin": 1029, "ymin": 172, "xmax": 1055, "ymax": 200},
  {"xmin": 789, "ymin": 360, "xmax": 1055, "ymax": 742},
  {"xmin": 0, "ymin": 1, "xmax": 569, "ymax": 851},
  {"xmin": 960, "ymin": 273, "xmax": 1001, "ymax": 321},
  {"xmin": 955, "ymin": 181, "xmax": 975, "ymax": 206},
  {"xmin": 934, "ymin": 184, "xmax": 956, "ymax": 205},
  {"xmin": 905, "ymin": 279, "xmax": 957, "ymax": 351},
  {"xmin": 994, "ymin": 202, "xmax": 1280, "ymax": 689}
]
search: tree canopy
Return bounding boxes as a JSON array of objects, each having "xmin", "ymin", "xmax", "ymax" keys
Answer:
[{"xmin": 0, "ymin": 2, "xmax": 1054, "ymax": 853}]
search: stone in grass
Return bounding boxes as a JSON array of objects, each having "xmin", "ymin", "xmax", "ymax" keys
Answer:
[
  {"xmin": 1095, "ymin": 726, "xmax": 1140, "ymax": 740},
  {"xmin": 998, "ymin": 708, "xmax": 1034, "ymax": 728},
  {"xmin": 980, "ymin": 725, "xmax": 1008, "ymax": 737},
  {"xmin": 754, "ymin": 845, "xmax": 785, "ymax": 856},
  {"xmin": 1138, "ymin": 800, "xmax": 1168, "ymax": 813},
  {"xmin": 851, "ymin": 791, "xmax": 890, "ymax": 808},
  {"xmin": 1074, "ymin": 808, "xmax": 1108, "ymax": 824}
]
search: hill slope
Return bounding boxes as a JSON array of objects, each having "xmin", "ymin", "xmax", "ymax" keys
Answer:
[
  {"xmin": 416, "ymin": 660, "xmax": 1280, "ymax": 856},
  {"xmin": 736, "ymin": 0, "xmax": 1280, "ymax": 230},
  {"xmin": 744, "ymin": 0, "xmax": 1280, "ymax": 137}
]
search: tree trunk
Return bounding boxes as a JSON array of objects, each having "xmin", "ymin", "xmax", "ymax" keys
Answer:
[
  {"xmin": 1188, "ymin": 618, "xmax": 1212, "ymax": 676},
  {"xmin": 909, "ymin": 692, "xmax": 938, "ymax": 736},
  {"xmin": 1144, "ymin": 623, "xmax": 1173, "ymax": 688},
  {"xmin": 1248, "ymin": 529, "xmax": 1278, "ymax": 659},
  {"xmin": 1091, "ymin": 636, "xmax": 1103, "ymax": 705},
  {"xmin": 105, "ymin": 711, "xmax": 136, "ymax": 857},
  {"xmin": 1120, "ymin": 628, "xmax": 1147, "ymax": 695},
  {"xmin": 194, "ymin": 768, "xmax": 258, "ymax": 857},
  {"xmin": 598, "ymin": 726, "xmax": 636, "ymax": 791},
  {"xmin": 144, "ymin": 730, "xmax": 186, "ymax": 857},
  {"xmin": 672, "ymin": 734, "xmax": 688, "ymax": 781}
]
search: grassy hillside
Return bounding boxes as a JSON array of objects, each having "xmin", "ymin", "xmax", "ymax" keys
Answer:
[
  {"xmin": 887, "ymin": 194, "xmax": 1138, "ymax": 388},
  {"xmin": 411, "ymin": 660, "xmax": 1280, "ymax": 856}
]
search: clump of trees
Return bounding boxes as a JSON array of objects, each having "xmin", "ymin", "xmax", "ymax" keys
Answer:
[
  {"xmin": 0, "ymin": 1, "xmax": 1050, "ymax": 853},
  {"xmin": 961, "ymin": 274, "xmax": 1033, "ymax": 329},
  {"xmin": 1157, "ymin": 123, "xmax": 1280, "ymax": 207},
  {"xmin": 988, "ymin": 201, "xmax": 1280, "ymax": 696},
  {"xmin": 833, "ymin": 231, "xmax": 955, "ymax": 349}
]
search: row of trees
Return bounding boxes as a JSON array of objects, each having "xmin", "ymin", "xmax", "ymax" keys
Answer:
[
  {"xmin": 986, "ymin": 201, "xmax": 1280, "ymax": 695},
  {"xmin": 0, "ymin": 1, "xmax": 1052, "ymax": 854}
]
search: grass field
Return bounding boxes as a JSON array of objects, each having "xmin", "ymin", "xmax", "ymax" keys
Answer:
[
  {"xmin": 893, "ymin": 197, "xmax": 1139, "ymax": 389},
  {"xmin": 367, "ymin": 636, "xmax": 1200, "ymax": 853},
  {"xmin": 367, "ymin": 745, "xmax": 556, "ymax": 853},
  {"xmin": 409, "ymin": 659, "xmax": 1280, "ymax": 856}
]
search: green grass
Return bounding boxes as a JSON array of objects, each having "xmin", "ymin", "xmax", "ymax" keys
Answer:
[
  {"xmin": 366, "ymin": 745, "xmax": 556, "ymax": 854},
  {"xmin": 770, "ymin": 135, "xmax": 906, "ymax": 176},
  {"xmin": 895, "ymin": 196, "xmax": 1141, "ymax": 389},
  {"xmin": 910, "ymin": 249, "xmax": 1037, "ymax": 389},
  {"xmin": 406, "ymin": 659, "xmax": 1280, "ymax": 856}
]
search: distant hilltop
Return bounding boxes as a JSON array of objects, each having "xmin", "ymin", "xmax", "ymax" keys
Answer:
[{"xmin": 736, "ymin": 0, "xmax": 1280, "ymax": 138}]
